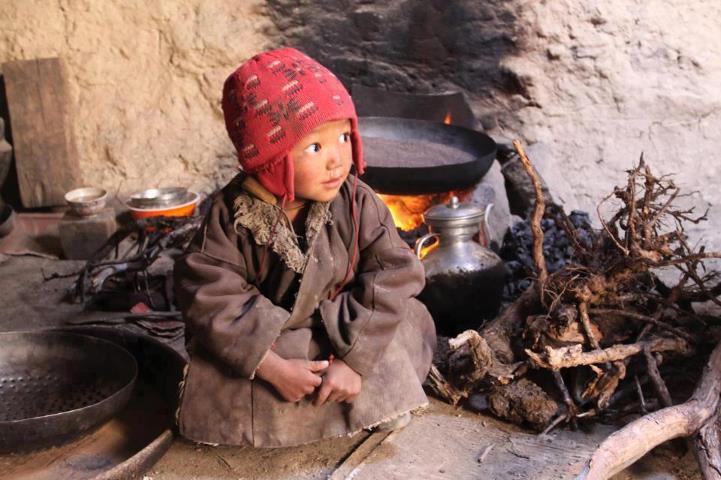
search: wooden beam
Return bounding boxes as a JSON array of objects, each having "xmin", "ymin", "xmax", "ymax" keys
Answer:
[{"xmin": 3, "ymin": 57, "xmax": 82, "ymax": 208}]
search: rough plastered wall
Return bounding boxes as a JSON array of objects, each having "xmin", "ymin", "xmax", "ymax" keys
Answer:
[
  {"xmin": 503, "ymin": 0, "xmax": 721, "ymax": 251},
  {"xmin": 263, "ymin": 0, "xmax": 721, "ymax": 251},
  {"xmin": 1, "ymin": 1, "xmax": 719, "ymax": 253},
  {"xmin": 0, "ymin": 0, "xmax": 276, "ymax": 197}
]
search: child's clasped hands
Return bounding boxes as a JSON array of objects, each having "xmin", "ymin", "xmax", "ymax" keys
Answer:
[{"xmin": 256, "ymin": 350, "xmax": 362, "ymax": 404}]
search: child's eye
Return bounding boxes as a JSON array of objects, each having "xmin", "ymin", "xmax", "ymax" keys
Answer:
[
  {"xmin": 339, "ymin": 132, "xmax": 351, "ymax": 143},
  {"xmin": 304, "ymin": 143, "xmax": 321, "ymax": 154}
]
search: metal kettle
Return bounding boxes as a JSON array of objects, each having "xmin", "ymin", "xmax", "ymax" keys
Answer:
[{"xmin": 415, "ymin": 196, "xmax": 507, "ymax": 335}]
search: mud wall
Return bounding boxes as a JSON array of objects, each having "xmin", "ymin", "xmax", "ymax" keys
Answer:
[
  {"xmin": 0, "ymin": 0, "xmax": 276, "ymax": 197},
  {"xmin": 1, "ymin": 0, "xmax": 719, "ymax": 250}
]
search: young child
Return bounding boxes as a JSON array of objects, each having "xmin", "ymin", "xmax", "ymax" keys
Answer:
[{"xmin": 174, "ymin": 47, "xmax": 436, "ymax": 448}]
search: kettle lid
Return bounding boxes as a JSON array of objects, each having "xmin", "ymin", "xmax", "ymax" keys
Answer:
[{"xmin": 423, "ymin": 196, "xmax": 485, "ymax": 225}]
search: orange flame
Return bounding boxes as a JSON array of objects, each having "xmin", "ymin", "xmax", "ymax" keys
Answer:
[
  {"xmin": 443, "ymin": 112, "xmax": 452, "ymax": 125},
  {"xmin": 377, "ymin": 188, "xmax": 474, "ymax": 232},
  {"xmin": 377, "ymin": 193, "xmax": 432, "ymax": 231}
]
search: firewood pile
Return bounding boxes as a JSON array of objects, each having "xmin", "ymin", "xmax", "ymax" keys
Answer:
[{"xmin": 428, "ymin": 142, "xmax": 721, "ymax": 479}]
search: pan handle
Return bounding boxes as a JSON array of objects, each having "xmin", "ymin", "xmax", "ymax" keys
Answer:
[{"xmin": 415, "ymin": 233, "xmax": 439, "ymax": 259}]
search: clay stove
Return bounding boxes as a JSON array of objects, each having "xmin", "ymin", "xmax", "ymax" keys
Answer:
[
  {"xmin": 354, "ymin": 88, "xmax": 503, "ymax": 334},
  {"xmin": 353, "ymin": 87, "xmax": 496, "ymax": 244}
]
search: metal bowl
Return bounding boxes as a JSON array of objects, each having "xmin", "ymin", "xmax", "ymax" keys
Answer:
[
  {"xmin": 64, "ymin": 187, "xmax": 108, "ymax": 216},
  {"xmin": 129, "ymin": 187, "xmax": 188, "ymax": 209},
  {"xmin": 126, "ymin": 191, "xmax": 199, "ymax": 219},
  {"xmin": 0, "ymin": 331, "xmax": 138, "ymax": 453}
]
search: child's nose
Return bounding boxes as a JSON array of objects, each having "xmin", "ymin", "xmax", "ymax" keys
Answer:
[{"xmin": 326, "ymin": 146, "xmax": 342, "ymax": 170}]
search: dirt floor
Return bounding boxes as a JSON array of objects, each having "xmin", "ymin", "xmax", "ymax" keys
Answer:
[{"xmin": 0, "ymin": 253, "xmax": 704, "ymax": 479}]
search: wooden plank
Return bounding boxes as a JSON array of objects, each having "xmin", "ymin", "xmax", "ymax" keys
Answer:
[
  {"xmin": 328, "ymin": 430, "xmax": 393, "ymax": 480},
  {"xmin": 2, "ymin": 57, "xmax": 82, "ymax": 208}
]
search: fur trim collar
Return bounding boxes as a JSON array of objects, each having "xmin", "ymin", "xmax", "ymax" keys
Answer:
[{"xmin": 232, "ymin": 192, "xmax": 331, "ymax": 273}]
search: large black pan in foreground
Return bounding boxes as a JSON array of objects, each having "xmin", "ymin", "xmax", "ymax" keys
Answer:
[
  {"xmin": 358, "ymin": 117, "xmax": 497, "ymax": 195},
  {"xmin": 0, "ymin": 326, "xmax": 185, "ymax": 479},
  {"xmin": 0, "ymin": 331, "xmax": 138, "ymax": 453}
]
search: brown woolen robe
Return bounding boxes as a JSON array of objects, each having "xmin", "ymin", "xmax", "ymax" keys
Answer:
[{"xmin": 174, "ymin": 173, "xmax": 436, "ymax": 447}]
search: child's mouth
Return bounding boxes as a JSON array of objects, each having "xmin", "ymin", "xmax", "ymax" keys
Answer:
[{"xmin": 322, "ymin": 176, "xmax": 344, "ymax": 188}]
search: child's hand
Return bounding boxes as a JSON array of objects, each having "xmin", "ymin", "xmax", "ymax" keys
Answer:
[
  {"xmin": 314, "ymin": 359, "xmax": 362, "ymax": 406},
  {"xmin": 256, "ymin": 351, "xmax": 328, "ymax": 403}
]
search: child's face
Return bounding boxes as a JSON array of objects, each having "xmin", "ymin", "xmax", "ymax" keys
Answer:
[{"xmin": 290, "ymin": 119, "xmax": 353, "ymax": 202}]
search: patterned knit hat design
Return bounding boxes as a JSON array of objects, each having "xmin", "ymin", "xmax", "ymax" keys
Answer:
[{"xmin": 222, "ymin": 47, "xmax": 365, "ymax": 201}]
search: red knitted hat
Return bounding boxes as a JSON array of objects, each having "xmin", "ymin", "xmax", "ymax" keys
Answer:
[{"xmin": 222, "ymin": 47, "xmax": 364, "ymax": 202}]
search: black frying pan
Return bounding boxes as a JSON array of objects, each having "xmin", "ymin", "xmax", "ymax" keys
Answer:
[
  {"xmin": 0, "ymin": 331, "xmax": 138, "ymax": 452},
  {"xmin": 358, "ymin": 117, "xmax": 496, "ymax": 195}
]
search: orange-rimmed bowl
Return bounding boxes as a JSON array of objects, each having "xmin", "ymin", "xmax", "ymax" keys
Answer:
[{"xmin": 127, "ymin": 191, "xmax": 200, "ymax": 219}]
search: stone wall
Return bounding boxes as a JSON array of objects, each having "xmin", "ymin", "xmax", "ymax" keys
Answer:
[{"xmin": 1, "ymin": 0, "xmax": 720, "ymax": 251}]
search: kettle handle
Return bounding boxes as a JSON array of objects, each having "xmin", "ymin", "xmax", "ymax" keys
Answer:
[
  {"xmin": 415, "ymin": 233, "xmax": 439, "ymax": 259},
  {"xmin": 479, "ymin": 203, "xmax": 494, "ymax": 247}
]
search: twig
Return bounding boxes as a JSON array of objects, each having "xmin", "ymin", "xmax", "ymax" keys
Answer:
[
  {"xmin": 477, "ymin": 444, "xmax": 495, "ymax": 464},
  {"xmin": 597, "ymin": 191, "xmax": 630, "ymax": 256},
  {"xmin": 526, "ymin": 337, "xmax": 690, "ymax": 370},
  {"xmin": 675, "ymin": 237, "xmax": 721, "ymax": 309},
  {"xmin": 553, "ymin": 370, "xmax": 578, "ymax": 429},
  {"xmin": 541, "ymin": 413, "xmax": 568, "ymax": 435},
  {"xmin": 626, "ymin": 165, "xmax": 638, "ymax": 253},
  {"xmin": 644, "ymin": 346, "xmax": 672, "ymax": 408},
  {"xmin": 634, "ymin": 375, "xmax": 647, "ymax": 414},
  {"xmin": 513, "ymin": 140, "xmax": 548, "ymax": 302}
]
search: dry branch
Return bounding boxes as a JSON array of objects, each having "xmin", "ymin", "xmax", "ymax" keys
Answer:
[
  {"xmin": 477, "ymin": 287, "xmax": 540, "ymax": 364},
  {"xmin": 644, "ymin": 347, "xmax": 672, "ymax": 408},
  {"xmin": 434, "ymin": 155, "xmax": 721, "ymax": 455},
  {"xmin": 694, "ymin": 406, "xmax": 721, "ymax": 479},
  {"xmin": 426, "ymin": 365, "xmax": 464, "ymax": 405},
  {"xmin": 526, "ymin": 337, "xmax": 690, "ymax": 370},
  {"xmin": 577, "ymin": 340, "xmax": 721, "ymax": 480},
  {"xmin": 513, "ymin": 140, "xmax": 548, "ymax": 301}
]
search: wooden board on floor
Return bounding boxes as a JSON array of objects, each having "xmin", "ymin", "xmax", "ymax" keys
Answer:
[{"xmin": 2, "ymin": 57, "xmax": 82, "ymax": 208}]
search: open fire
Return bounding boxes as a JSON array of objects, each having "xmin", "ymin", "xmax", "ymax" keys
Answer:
[
  {"xmin": 378, "ymin": 189, "xmax": 473, "ymax": 232},
  {"xmin": 375, "ymin": 111, "xmax": 467, "ymax": 233}
]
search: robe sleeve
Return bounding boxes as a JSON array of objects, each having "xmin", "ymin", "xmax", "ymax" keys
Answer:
[
  {"xmin": 174, "ymin": 194, "xmax": 290, "ymax": 379},
  {"xmin": 318, "ymin": 186, "xmax": 427, "ymax": 376}
]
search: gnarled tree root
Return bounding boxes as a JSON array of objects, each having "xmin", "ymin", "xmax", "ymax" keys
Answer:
[
  {"xmin": 577, "ymin": 339, "xmax": 721, "ymax": 480},
  {"xmin": 694, "ymin": 403, "xmax": 721, "ymax": 479}
]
